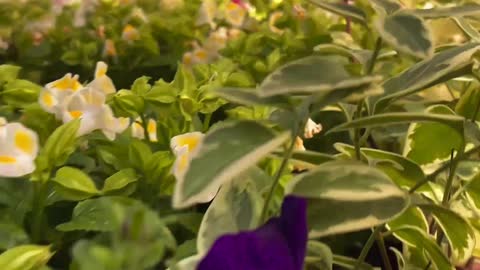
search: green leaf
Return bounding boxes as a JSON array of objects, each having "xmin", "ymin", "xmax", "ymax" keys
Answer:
[
  {"xmin": 374, "ymin": 43, "xmax": 480, "ymax": 112},
  {"xmin": 329, "ymin": 112, "xmax": 464, "ymax": 133},
  {"xmin": 113, "ymin": 90, "xmax": 145, "ymax": 117},
  {"xmin": 197, "ymin": 172, "xmax": 262, "ymax": 253},
  {"xmin": 313, "ymin": 44, "xmax": 371, "ymax": 65},
  {"xmin": 309, "ymin": 0, "xmax": 367, "ymax": 23},
  {"xmin": 332, "ymin": 255, "xmax": 375, "ymax": 270},
  {"xmin": 259, "ymin": 56, "xmax": 382, "ymax": 97},
  {"xmin": 405, "ymin": 105, "xmax": 464, "ymax": 165},
  {"xmin": 128, "ymin": 140, "xmax": 152, "ymax": 172},
  {"xmin": 102, "ymin": 169, "xmax": 138, "ymax": 195},
  {"xmin": 131, "ymin": 76, "xmax": 151, "ymax": 96},
  {"xmin": 389, "ymin": 226, "xmax": 454, "ymax": 270},
  {"xmin": 0, "ymin": 245, "xmax": 52, "ymax": 270},
  {"xmin": 306, "ymin": 241, "xmax": 333, "ymax": 270},
  {"xmin": 375, "ymin": 11, "xmax": 433, "ymax": 58},
  {"xmin": 370, "ymin": 0, "xmax": 402, "ymax": 14},
  {"xmin": 419, "ymin": 204, "xmax": 476, "ymax": 264},
  {"xmin": 144, "ymin": 79, "xmax": 177, "ymax": 104},
  {"xmin": 168, "ymin": 255, "xmax": 200, "ymax": 270},
  {"xmin": 53, "ymin": 166, "xmax": 99, "ymax": 201},
  {"xmin": 2, "ymin": 79, "xmax": 42, "ymax": 107},
  {"xmin": 455, "ymin": 84, "xmax": 480, "ymax": 121},
  {"xmin": 215, "ymin": 87, "xmax": 293, "ymax": 108},
  {"xmin": 453, "ymin": 17, "xmax": 480, "ymax": 42},
  {"xmin": 387, "ymin": 206, "xmax": 428, "ymax": 244},
  {"xmin": 412, "ymin": 4, "xmax": 480, "ymax": 19},
  {"xmin": 173, "ymin": 121, "xmax": 289, "ymax": 208},
  {"xmin": 35, "ymin": 120, "xmax": 81, "ymax": 173},
  {"xmin": 286, "ymin": 160, "xmax": 409, "ymax": 237},
  {"xmin": 0, "ymin": 64, "xmax": 21, "ymax": 84},
  {"xmin": 466, "ymin": 171, "xmax": 480, "ymax": 209}
]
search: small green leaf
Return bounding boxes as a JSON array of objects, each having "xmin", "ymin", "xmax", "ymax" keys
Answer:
[
  {"xmin": 128, "ymin": 140, "xmax": 152, "ymax": 172},
  {"xmin": 131, "ymin": 76, "xmax": 151, "ymax": 96},
  {"xmin": 0, "ymin": 245, "xmax": 52, "ymax": 270},
  {"xmin": 309, "ymin": 0, "xmax": 367, "ymax": 23},
  {"xmin": 113, "ymin": 90, "xmax": 145, "ymax": 117},
  {"xmin": 0, "ymin": 64, "xmax": 21, "ymax": 84},
  {"xmin": 404, "ymin": 105, "xmax": 464, "ymax": 165},
  {"xmin": 332, "ymin": 255, "xmax": 375, "ymax": 270},
  {"xmin": 329, "ymin": 112, "xmax": 464, "ymax": 133},
  {"xmin": 456, "ymin": 85, "xmax": 480, "ymax": 121},
  {"xmin": 389, "ymin": 226, "xmax": 454, "ymax": 270},
  {"xmin": 173, "ymin": 121, "xmax": 289, "ymax": 208},
  {"xmin": 286, "ymin": 160, "xmax": 409, "ymax": 237},
  {"xmin": 272, "ymin": 150, "xmax": 335, "ymax": 170},
  {"xmin": 466, "ymin": 171, "xmax": 480, "ymax": 209},
  {"xmin": 387, "ymin": 206, "xmax": 428, "ymax": 244},
  {"xmin": 419, "ymin": 204, "xmax": 476, "ymax": 264},
  {"xmin": 374, "ymin": 43, "xmax": 480, "ymax": 112},
  {"xmin": 197, "ymin": 172, "xmax": 262, "ymax": 253},
  {"xmin": 144, "ymin": 79, "xmax": 177, "ymax": 104},
  {"xmin": 370, "ymin": 0, "xmax": 402, "ymax": 14},
  {"xmin": 375, "ymin": 11, "xmax": 433, "ymax": 58},
  {"xmin": 412, "ymin": 4, "xmax": 480, "ymax": 18},
  {"xmin": 53, "ymin": 167, "xmax": 99, "ymax": 201},
  {"xmin": 2, "ymin": 79, "xmax": 42, "ymax": 107},
  {"xmin": 453, "ymin": 17, "xmax": 480, "ymax": 42},
  {"xmin": 102, "ymin": 169, "xmax": 138, "ymax": 195},
  {"xmin": 259, "ymin": 56, "xmax": 382, "ymax": 97}
]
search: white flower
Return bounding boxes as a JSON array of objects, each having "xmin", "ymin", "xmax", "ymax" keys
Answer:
[
  {"xmin": 170, "ymin": 132, "xmax": 204, "ymax": 180},
  {"xmin": 304, "ymin": 118, "xmax": 322, "ymax": 139},
  {"xmin": 204, "ymin": 27, "xmax": 229, "ymax": 52},
  {"xmin": 196, "ymin": 0, "xmax": 217, "ymax": 28},
  {"xmin": 87, "ymin": 61, "xmax": 116, "ymax": 95},
  {"xmin": 99, "ymin": 106, "xmax": 130, "ymax": 140},
  {"xmin": 39, "ymin": 73, "xmax": 83, "ymax": 118},
  {"xmin": 131, "ymin": 117, "xmax": 158, "ymax": 142},
  {"xmin": 160, "ymin": 0, "xmax": 184, "ymax": 11},
  {"xmin": 224, "ymin": 1, "xmax": 247, "ymax": 27},
  {"xmin": 0, "ymin": 121, "xmax": 39, "ymax": 177}
]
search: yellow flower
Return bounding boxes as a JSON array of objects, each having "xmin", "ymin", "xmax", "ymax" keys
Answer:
[
  {"xmin": 0, "ymin": 121, "xmax": 39, "ymax": 177},
  {"xmin": 131, "ymin": 117, "xmax": 158, "ymax": 142},
  {"xmin": 40, "ymin": 73, "xmax": 83, "ymax": 118},
  {"xmin": 122, "ymin": 24, "xmax": 140, "ymax": 42},
  {"xmin": 170, "ymin": 132, "xmax": 204, "ymax": 180},
  {"xmin": 224, "ymin": 1, "xmax": 247, "ymax": 27},
  {"xmin": 87, "ymin": 61, "xmax": 116, "ymax": 95}
]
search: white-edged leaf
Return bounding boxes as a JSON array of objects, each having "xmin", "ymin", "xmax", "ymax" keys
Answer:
[
  {"xmin": 387, "ymin": 206, "xmax": 428, "ymax": 245},
  {"xmin": 375, "ymin": 11, "xmax": 433, "ymax": 58},
  {"xmin": 419, "ymin": 204, "xmax": 476, "ymax": 264},
  {"xmin": 453, "ymin": 17, "xmax": 480, "ymax": 42},
  {"xmin": 286, "ymin": 160, "xmax": 409, "ymax": 237},
  {"xmin": 412, "ymin": 4, "xmax": 480, "ymax": 19},
  {"xmin": 259, "ymin": 56, "xmax": 382, "ymax": 97},
  {"xmin": 173, "ymin": 121, "xmax": 289, "ymax": 208},
  {"xmin": 370, "ymin": 0, "xmax": 402, "ymax": 14},
  {"xmin": 0, "ymin": 245, "xmax": 53, "ymax": 270},
  {"xmin": 306, "ymin": 241, "xmax": 333, "ymax": 270},
  {"xmin": 197, "ymin": 171, "xmax": 263, "ymax": 253},
  {"xmin": 167, "ymin": 255, "xmax": 201, "ymax": 270},
  {"xmin": 309, "ymin": 0, "xmax": 366, "ymax": 23},
  {"xmin": 215, "ymin": 87, "xmax": 293, "ymax": 108},
  {"xmin": 374, "ymin": 43, "xmax": 480, "ymax": 113}
]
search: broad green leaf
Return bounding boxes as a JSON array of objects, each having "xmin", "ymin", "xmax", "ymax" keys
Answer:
[
  {"xmin": 0, "ymin": 245, "xmax": 52, "ymax": 270},
  {"xmin": 370, "ymin": 0, "xmax": 402, "ymax": 14},
  {"xmin": 2, "ymin": 79, "xmax": 42, "ymax": 107},
  {"xmin": 313, "ymin": 44, "xmax": 371, "ymax": 65},
  {"xmin": 259, "ymin": 56, "xmax": 382, "ymax": 97},
  {"xmin": 0, "ymin": 214, "xmax": 28, "ymax": 249},
  {"xmin": 309, "ymin": 0, "xmax": 366, "ymax": 23},
  {"xmin": 328, "ymin": 112, "xmax": 464, "ymax": 133},
  {"xmin": 130, "ymin": 76, "xmax": 151, "ymax": 96},
  {"xmin": 390, "ymin": 226, "xmax": 454, "ymax": 270},
  {"xmin": 215, "ymin": 87, "xmax": 293, "ymax": 108},
  {"xmin": 128, "ymin": 140, "xmax": 152, "ymax": 172},
  {"xmin": 466, "ymin": 171, "xmax": 480, "ymax": 209},
  {"xmin": 453, "ymin": 17, "xmax": 480, "ymax": 42},
  {"xmin": 173, "ymin": 121, "xmax": 289, "ymax": 208},
  {"xmin": 412, "ymin": 4, "xmax": 480, "ymax": 18},
  {"xmin": 197, "ymin": 172, "xmax": 262, "ymax": 253},
  {"xmin": 387, "ymin": 206, "xmax": 428, "ymax": 244},
  {"xmin": 113, "ymin": 90, "xmax": 145, "ymax": 117},
  {"xmin": 272, "ymin": 150, "xmax": 335, "ymax": 170},
  {"xmin": 332, "ymin": 255, "xmax": 375, "ymax": 270},
  {"xmin": 306, "ymin": 241, "xmax": 333, "ymax": 270},
  {"xmin": 286, "ymin": 160, "xmax": 409, "ymax": 237},
  {"xmin": 0, "ymin": 64, "xmax": 21, "ymax": 84},
  {"xmin": 374, "ymin": 43, "xmax": 480, "ymax": 113},
  {"xmin": 455, "ymin": 84, "xmax": 480, "ymax": 121},
  {"xmin": 144, "ymin": 79, "xmax": 177, "ymax": 104},
  {"xmin": 376, "ymin": 11, "xmax": 433, "ymax": 58},
  {"xmin": 35, "ymin": 119, "xmax": 80, "ymax": 173},
  {"xmin": 334, "ymin": 143, "xmax": 426, "ymax": 189},
  {"xmin": 404, "ymin": 105, "xmax": 464, "ymax": 165},
  {"xmin": 102, "ymin": 169, "xmax": 138, "ymax": 195},
  {"xmin": 53, "ymin": 166, "xmax": 99, "ymax": 201},
  {"xmin": 419, "ymin": 204, "xmax": 476, "ymax": 264}
]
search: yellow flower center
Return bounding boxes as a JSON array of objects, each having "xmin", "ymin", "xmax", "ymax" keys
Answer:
[
  {"xmin": 42, "ymin": 92, "xmax": 54, "ymax": 107},
  {"xmin": 147, "ymin": 120, "xmax": 156, "ymax": 134},
  {"xmin": 69, "ymin": 111, "xmax": 83, "ymax": 119},
  {"xmin": 0, "ymin": 155, "xmax": 16, "ymax": 164},
  {"xmin": 15, "ymin": 131, "xmax": 35, "ymax": 154},
  {"xmin": 178, "ymin": 136, "xmax": 200, "ymax": 152}
]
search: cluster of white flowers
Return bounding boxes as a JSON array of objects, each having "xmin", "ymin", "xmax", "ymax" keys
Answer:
[
  {"xmin": 0, "ymin": 118, "xmax": 39, "ymax": 177},
  {"xmin": 39, "ymin": 61, "xmax": 130, "ymax": 140},
  {"xmin": 182, "ymin": 0, "xmax": 251, "ymax": 66}
]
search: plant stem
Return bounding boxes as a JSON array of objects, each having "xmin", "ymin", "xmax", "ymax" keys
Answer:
[
  {"xmin": 442, "ymin": 149, "xmax": 461, "ymax": 205},
  {"xmin": 472, "ymin": 97, "xmax": 480, "ymax": 122},
  {"xmin": 260, "ymin": 128, "xmax": 299, "ymax": 223},
  {"xmin": 203, "ymin": 113, "xmax": 212, "ymax": 132},
  {"xmin": 409, "ymin": 144, "xmax": 480, "ymax": 193},
  {"xmin": 376, "ymin": 229, "xmax": 393, "ymax": 270},
  {"xmin": 354, "ymin": 100, "xmax": 364, "ymax": 160},
  {"xmin": 366, "ymin": 38, "xmax": 383, "ymax": 75},
  {"xmin": 139, "ymin": 114, "xmax": 150, "ymax": 142},
  {"xmin": 354, "ymin": 226, "xmax": 383, "ymax": 270},
  {"xmin": 32, "ymin": 181, "xmax": 47, "ymax": 243}
]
